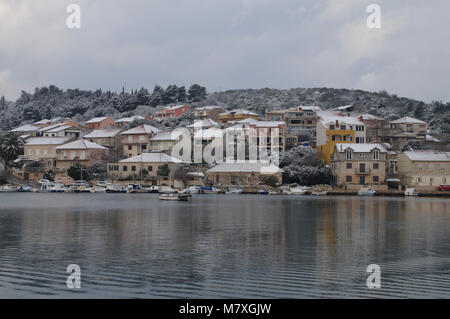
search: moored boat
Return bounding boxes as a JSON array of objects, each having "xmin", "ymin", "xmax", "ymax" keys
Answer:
[
  {"xmin": 159, "ymin": 193, "xmax": 191, "ymax": 201},
  {"xmin": 225, "ymin": 188, "xmax": 243, "ymax": 194},
  {"xmin": 358, "ymin": 187, "xmax": 376, "ymax": 196},
  {"xmin": 201, "ymin": 186, "xmax": 221, "ymax": 194},
  {"xmin": 404, "ymin": 188, "xmax": 419, "ymax": 196}
]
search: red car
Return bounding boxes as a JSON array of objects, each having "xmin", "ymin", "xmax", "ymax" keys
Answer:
[{"xmin": 438, "ymin": 185, "xmax": 450, "ymax": 191}]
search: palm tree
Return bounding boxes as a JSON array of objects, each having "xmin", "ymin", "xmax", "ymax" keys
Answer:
[{"xmin": 0, "ymin": 132, "xmax": 24, "ymax": 165}]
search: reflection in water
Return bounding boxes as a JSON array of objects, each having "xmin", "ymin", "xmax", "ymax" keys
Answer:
[{"xmin": 0, "ymin": 194, "xmax": 449, "ymax": 298}]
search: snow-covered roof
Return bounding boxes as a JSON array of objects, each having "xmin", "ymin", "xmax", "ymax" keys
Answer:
[
  {"xmin": 207, "ymin": 162, "xmax": 282, "ymax": 174},
  {"xmin": 25, "ymin": 137, "xmax": 72, "ymax": 146},
  {"xmin": 317, "ymin": 111, "xmax": 363, "ymax": 127},
  {"xmin": 122, "ymin": 124, "xmax": 159, "ymax": 135},
  {"xmin": 38, "ymin": 123, "xmax": 64, "ymax": 132},
  {"xmin": 195, "ymin": 106, "xmax": 223, "ymax": 111},
  {"xmin": 298, "ymin": 105, "xmax": 322, "ymax": 112},
  {"xmin": 45, "ymin": 125, "xmax": 73, "ymax": 133},
  {"xmin": 55, "ymin": 139, "xmax": 107, "ymax": 150},
  {"xmin": 86, "ymin": 117, "xmax": 111, "ymax": 124},
  {"xmin": 33, "ymin": 119, "xmax": 52, "ymax": 125},
  {"xmin": 403, "ymin": 151, "xmax": 450, "ymax": 162},
  {"xmin": 335, "ymin": 143, "xmax": 388, "ymax": 153},
  {"xmin": 119, "ymin": 152, "xmax": 183, "ymax": 163},
  {"xmin": 194, "ymin": 128, "xmax": 225, "ymax": 139},
  {"xmin": 11, "ymin": 124, "xmax": 40, "ymax": 132},
  {"xmin": 150, "ymin": 131, "xmax": 179, "ymax": 141},
  {"xmin": 187, "ymin": 119, "xmax": 220, "ymax": 128},
  {"xmin": 220, "ymin": 109, "xmax": 258, "ymax": 116},
  {"xmin": 115, "ymin": 115, "xmax": 145, "ymax": 123},
  {"xmin": 426, "ymin": 135, "xmax": 440, "ymax": 142},
  {"xmin": 357, "ymin": 113, "xmax": 385, "ymax": 121},
  {"xmin": 84, "ymin": 129, "xmax": 122, "ymax": 138},
  {"xmin": 162, "ymin": 105, "xmax": 189, "ymax": 111},
  {"xmin": 390, "ymin": 116, "xmax": 426, "ymax": 124},
  {"xmin": 332, "ymin": 105, "xmax": 353, "ymax": 111}
]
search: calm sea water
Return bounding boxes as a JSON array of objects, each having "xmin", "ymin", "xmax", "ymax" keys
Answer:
[{"xmin": 0, "ymin": 193, "xmax": 449, "ymax": 298}]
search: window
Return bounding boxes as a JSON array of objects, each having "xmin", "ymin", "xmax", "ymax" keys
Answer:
[
  {"xmin": 132, "ymin": 166, "xmax": 136, "ymax": 172},
  {"xmin": 128, "ymin": 136, "xmax": 133, "ymax": 143},
  {"xmin": 330, "ymin": 125, "xmax": 335, "ymax": 130},
  {"xmin": 430, "ymin": 178, "xmax": 434, "ymax": 184},
  {"xmin": 443, "ymin": 177, "xmax": 447, "ymax": 184},
  {"xmin": 340, "ymin": 125, "xmax": 346, "ymax": 130},
  {"xmin": 148, "ymin": 166, "xmax": 153, "ymax": 171},
  {"xmin": 139, "ymin": 135, "xmax": 146, "ymax": 142},
  {"xmin": 109, "ymin": 165, "xmax": 113, "ymax": 171},
  {"xmin": 429, "ymin": 164, "xmax": 435, "ymax": 171},
  {"xmin": 346, "ymin": 149, "xmax": 352, "ymax": 160},
  {"xmin": 142, "ymin": 145, "xmax": 147, "ymax": 150},
  {"xmin": 346, "ymin": 163, "xmax": 352, "ymax": 169},
  {"xmin": 441, "ymin": 165, "xmax": 446, "ymax": 172},
  {"xmin": 373, "ymin": 150, "xmax": 379, "ymax": 160},
  {"xmin": 128, "ymin": 145, "xmax": 132, "ymax": 151},
  {"xmin": 356, "ymin": 125, "xmax": 364, "ymax": 131},
  {"xmin": 123, "ymin": 166, "xmax": 128, "ymax": 171},
  {"xmin": 28, "ymin": 149, "xmax": 33, "ymax": 155},
  {"xmin": 373, "ymin": 163, "xmax": 379, "ymax": 169},
  {"xmin": 418, "ymin": 177, "xmax": 422, "ymax": 183},
  {"xmin": 114, "ymin": 165, "xmax": 119, "ymax": 171},
  {"xmin": 346, "ymin": 176, "xmax": 352, "ymax": 182},
  {"xmin": 356, "ymin": 137, "xmax": 365, "ymax": 143},
  {"xmin": 373, "ymin": 176, "xmax": 379, "ymax": 183},
  {"xmin": 360, "ymin": 154, "xmax": 365, "ymax": 158},
  {"xmin": 418, "ymin": 164, "xmax": 424, "ymax": 172}
]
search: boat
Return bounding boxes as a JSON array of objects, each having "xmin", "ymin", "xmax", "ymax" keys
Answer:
[
  {"xmin": 17, "ymin": 185, "xmax": 32, "ymax": 192},
  {"xmin": 257, "ymin": 189, "xmax": 269, "ymax": 195},
  {"xmin": 311, "ymin": 191, "xmax": 328, "ymax": 196},
  {"xmin": 91, "ymin": 187, "xmax": 107, "ymax": 193},
  {"xmin": 159, "ymin": 186, "xmax": 178, "ymax": 194},
  {"xmin": 201, "ymin": 186, "xmax": 222, "ymax": 194},
  {"xmin": 0, "ymin": 185, "xmax": 18, "ymax": 192},
  {"xmin": 127, "ymin": 183, "xmax": 142, "ymax": 193},
  {"xmin": 289, "ymin": 187, "xmax": 307, "ymax": 195},
  {"xmin": 49, "ymin": 183, "xmax": 66, "ymax": 193},
  {"xmin": 73, "ymin": 185, "xmax": 92, "ymax": 193},
  {"xmin": 268, "ymin": 190, "xmax": 279, "ymax": 195},
  {"xmin": 404, "ymin": 188, "xmax": 419, "ymax": 196},
  {"xmin": 159, "ymin": 193, "xmax": 191, "ymax": 201},
  {"xmin": 358, "ymin": 187, "xmax": 376, "ymax": 196},
  {"xmin": 106, "ymin": 184, "xmax": 127, "ymax": 193},
  {"xmin": 225, "ymin": 188, "xmax": 243, "ymax": 194},
  {"xmin": 183, "ymin": 186, "xmax": 202, "ymax": 194},
  {"xmin": 145, "ymin": 185, "xmax": 160, "ymax": 193}
]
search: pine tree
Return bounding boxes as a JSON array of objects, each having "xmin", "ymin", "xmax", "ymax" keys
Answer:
[
  {"xmin": 163, "ymin": 85, "xmax": 178, "ymax": 105},
  {"xmin": 150, "ymin": 85, "xmax": 165, "ymax": 107},
  {"xmin": 177, "ymin": 86, "xmax": 187, "ymax": 102},
  {"xmin": 188, "ymin": 84, "xmax": 207, "ymax": 102}
]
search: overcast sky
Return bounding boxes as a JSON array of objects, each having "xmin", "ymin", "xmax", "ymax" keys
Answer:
[{"xmin": 0, "ymin": 0, "xmax": 449, "ymax": 102}]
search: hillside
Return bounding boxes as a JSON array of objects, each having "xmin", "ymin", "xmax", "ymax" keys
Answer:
[{"xmin": 1, "ymin": 86, "xmax": 449, "ymax": 135}]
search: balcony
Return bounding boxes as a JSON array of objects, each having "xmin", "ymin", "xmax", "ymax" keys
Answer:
[{"xmin": 355, "ymin": 167, "xmax": 371, "ymax": 175}]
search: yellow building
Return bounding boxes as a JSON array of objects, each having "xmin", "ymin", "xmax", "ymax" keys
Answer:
[
  {"xmin": 316, "ymin": 111, "xmax": 366, "ymax": 164},
  {"xmin": 218, "ymin": 109, "xmax": 258, "ymax": 124}
]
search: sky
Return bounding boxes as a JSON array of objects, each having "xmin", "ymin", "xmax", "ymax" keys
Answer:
[{"xmin": 0, "ymin": 0, "xmax": 449, "ymax": 102}]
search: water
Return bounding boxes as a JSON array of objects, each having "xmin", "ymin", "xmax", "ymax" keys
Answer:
[{"xmin": 0, "ymin": 193, "xmax": 449, "ymax": 298}]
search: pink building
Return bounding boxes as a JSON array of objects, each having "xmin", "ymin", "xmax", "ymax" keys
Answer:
[{"xmin": 155, "ymin": 105, "xmax": 190, "ymax": 119}]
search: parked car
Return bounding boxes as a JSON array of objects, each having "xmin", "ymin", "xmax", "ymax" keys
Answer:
[{"xmin": 438, "ymin": 185, "xmax": 450, "ymax": 191}]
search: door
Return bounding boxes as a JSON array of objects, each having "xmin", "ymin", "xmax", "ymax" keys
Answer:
[{"xmin": 359, "ymin": 176, "xmax": 365, "ymax": 185}]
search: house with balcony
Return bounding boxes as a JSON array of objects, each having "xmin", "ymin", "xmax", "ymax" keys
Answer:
[
  {"xmin": 205, "ymin": 162, "xmax": 282, "ymax": 186},
  {"xmin": 86, "ymin": 117, "xmax": 116, "ymax": 130},
  {"xmin": 217, "ymin": 109, "xmax": 258, "ymax": 124},
  {"xmin": 54, "ymin": 139, "xmax": 109, "ymax": 173},
  {"xmin": 397, "ymin": 150, "xmax": 450, "ymax": 191},
  {"xmin": 121, "ymin": 124, "xmax": 160, "ymax": 158},
  {"xmin": 23, "ymin": 137, "xmax": 73, "ymax": 171},
  {"xmin": 266, "ymin": 105, "xmax": 321, "ymax": 134},
  {"xmin": 193, "ymin": 106, "xmax": 225, "ymax": 121},
  {"xmin": 43, "ymin": 125, "xmax": 81, "ymax": 139},
  {"xmin": 149, "ymin": 130, "xmax": 181, "ymax": 154},
  {"xmin": 84, "ymin": 128, "xmax": 123, "ymax": 162},
  {"xmin": 316, "ymin": 111, "xmax": 366, "ymax": 164},
  {"xmin": 381, "ymin": 116, "xmax": 428, "ymax": 151},
  {"xmin": 331, "ymin": 143, "xmax": 388, "ymax": 190},
  {"xmin": 154, "ymin": 105, "xmax": 190, "ymax": 119},
  {"xmin": 114, "ymin": 115, "xmax": 146, "ymax": 127},
  {"xmin": 107, "ymin": 152, "xmax": 185, "ymax": 184}
]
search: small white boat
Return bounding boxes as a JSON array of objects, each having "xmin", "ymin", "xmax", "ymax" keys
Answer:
[
  {"xmin": 73, "ymin": 185, "xmax": 92, "ymax": 193},
  {"xmin": 91, "ymin": 187, "xmax": 106, "ymax": 193},
  {"xmin": 311, "ymin": 191, "xmax": 328, "ymax": 196},
  {"xmin": 106, "ymin": 184, "xmax": 127, "ymax": 193},
  {"xmin": 146, "ymin": 186, "xmax": 159, "ymax": 193},
  {"xmin": 289, "ymin": 187, "xmax": 307, "ymax": 195},
  {"xmin": 225, "ymin": 188, "xmax": 243, "ymax": 194},
  {"xmin": 183, "ymin": 186, "xmax": 201, "ymax": 194},
  {"xmin": 159, "ymin": 186, "xmax": 178, "ymax": 194},
  {"xmin": 49, "ymin": 183, "xmax": 66, "ymax": 193},
  {"xmin": 201, "ymin": 186, "xmax": 222, "ymax": 194},
  {"xmin": 405, "ymin": 188, "xmax": 419, "ymax": 196},
  {"xmin": 127, "ymin": 184, "xmax": 142, "ymax": 193},
  {"xmin": 0, "ymin": 185, "xmax": 18, "ymax": 192},
  {"xmin": 358, "ymin": 187, "xmax": 376, "ymax": 196},
  {"xmin": 257, "ymin": 189, "xmax": 269, "ymax": 195},
  {"xmin": 159, "ymin": 193, "xmax": 191, "ymax": 201}
]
